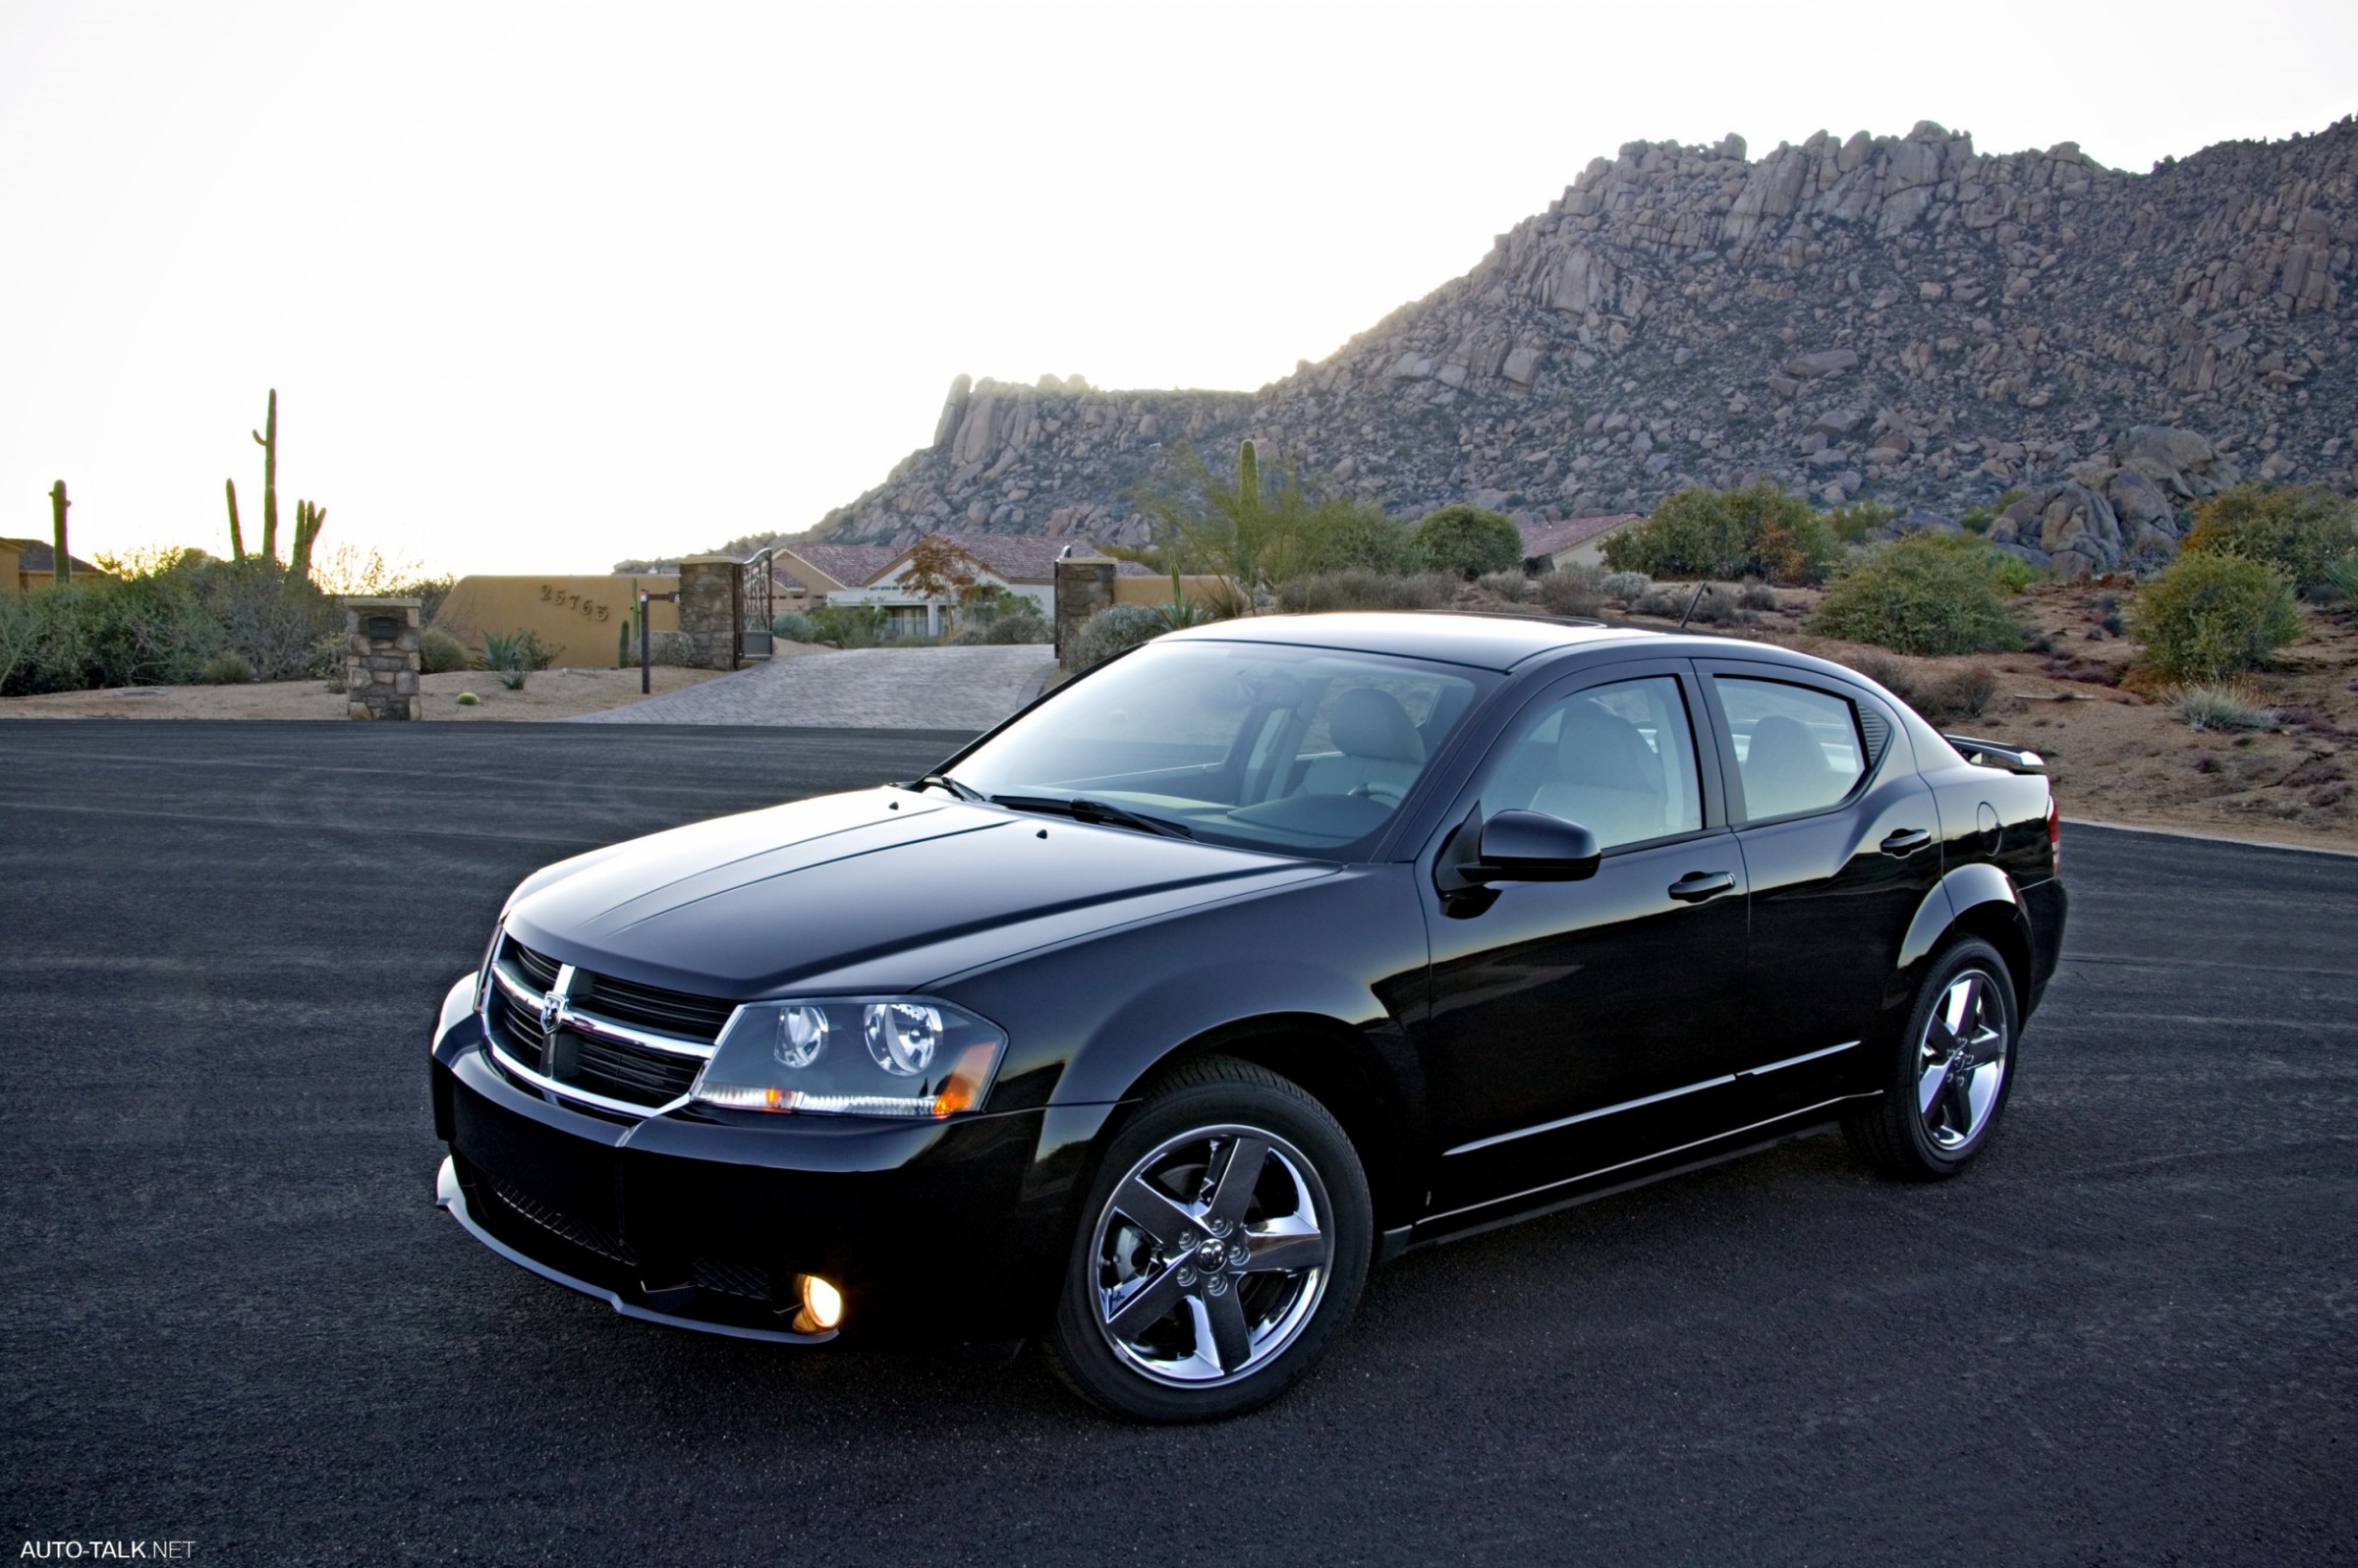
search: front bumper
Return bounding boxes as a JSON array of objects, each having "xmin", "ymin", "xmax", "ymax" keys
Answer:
[{"xmin": 429, "ymin": 974, "xmax": 1065, "ymax": 1345}]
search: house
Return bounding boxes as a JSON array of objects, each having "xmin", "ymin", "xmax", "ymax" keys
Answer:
[
  {"xmin": 1517, "ymin": 514, "xmax": 1644, "ymax": 573},
  {"xmin": 824, "ymin": 532, "xmax": 1155, "ymax": 638},
  {"xmin": 0, "ymin": 537, "xmax": 107, "ymax": 595},
  {"xmin": 769, "ymin": 543, "xmax": 899, "ymax": 605}
]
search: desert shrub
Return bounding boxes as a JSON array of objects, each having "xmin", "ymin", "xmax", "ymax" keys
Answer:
[
  {"xmin": 1824, "ymin": 500, "xmax": 1899, "ymax": 544},
  {"xmin": 1737, "ymin": 580, "xmax": 1779, "ymax": 611},
  {"xmin": 806, "ymin": 603, "xmax": 887, "ymax": 647},
  {"xmin": 478, "ymin": 629, "xmax": 555, "ymax": 672},
  {"xmin": 2131, "ymin": 552, "xmax": 2304, "ymax": 681},
  {"xmin": 2181, "ymin": 484, "xmax": 2358, "ymax": 592},
  {"xmin": 187, "ymin": 559, "xmax": 339, "ymax": 680},
  {"xmin": 1600, "ymin": 570, "xmax": 1650, "ymax": 600},
  {"xmin": 1534, "ymin": 564, "xmax": 1608, "ymax": 616},
  {"xmin": 947, "ymin": 607, "xmax": 1051, "ymax": 645},
  {"xmin": 1071, "ymin": 604, "xmax": 1169, "ymax": 669},
  {"xmin": 199, "ymin": 651, "xmax": 253, "ymax": 685},
  {"xmin": 1811, "ymin": 532, "xmax": 2027, "ymax": 655},
  {"xmin": 645, "ymin": 630, "xmax": 691, "ymax": 666},
  {"xmin": 2168, "ymin": 683, "xmax": 2276, "ymax": 732},
  {"xmin": 1628, "ymin": 582, "xmax": 1749, "ymax": 624},
  {"xmin": 1276, "ymin": 570, "xmax": 1456, "ymax": 614},
  {"xmin": 1415, "ymin": 504, "xmax": 1523, "ymax": 580},
  {"xmin": 769, "ymin": 610, "xmax": 816, "ymax": 644},
  {"xmin": 1477, "ymin": 570, "xmax": 1531, "ymax": 601},
  {"xmin": 419, "ymin": 626, "xmax": 471, "ymax": 674},
  {"xmin": 1291, "ymin": 505, "xmax": 1424, "ymax": 578},
  {"xmin": 2325, "ymin": 555, "xmax": 2358, "ymax": 605},
  {"xmin": 1958, "ymin": 505, "xmax": 1996, "ymax": 535},
  {"xmin": 1912, "ymin": 666, "xmax": 1998, "ymax": 723},
  {"xmin": 1833, "ymin": 649, "xmax": 1911, "ymax": 695},
  {"xmin": 1604, "ymin": 479, "xmax": 1838, "ymax": 585}
]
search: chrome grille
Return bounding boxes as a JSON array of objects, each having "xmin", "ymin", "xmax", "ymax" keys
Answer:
[{"xmin": 482, "ymin": 935, "xmax": 734, "ymax": 1115}]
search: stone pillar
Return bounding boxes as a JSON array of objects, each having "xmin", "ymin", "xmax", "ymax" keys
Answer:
[
  {"xmin": 677, "ymin": 556, "xmax": 743, "ymax": 671},
  {"xmin": 342, "ymin": 597, "xmax": 421, "ymax": 720},
  {"xmin": 1053, "ymin": 557, "xmax": 1116, "ymax": 669}
]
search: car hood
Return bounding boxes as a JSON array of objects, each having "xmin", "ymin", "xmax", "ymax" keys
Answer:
[{"xmin": 502, "ymin": 788, "xmax": 1335, "ymax": 997}]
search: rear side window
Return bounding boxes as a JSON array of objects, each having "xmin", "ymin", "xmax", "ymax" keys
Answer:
[{"xmin": 1717, "ymin": 678, "xmax": 1863, "ymax": 820}]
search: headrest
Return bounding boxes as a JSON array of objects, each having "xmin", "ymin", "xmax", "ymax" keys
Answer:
[
  {"xmin": 1329, "ymin": 687, "xmax": 1425, "ymax": 763},
  {"xmin": 1555, "ymin": 700, "xmax": 1659, "ymax": 795}
]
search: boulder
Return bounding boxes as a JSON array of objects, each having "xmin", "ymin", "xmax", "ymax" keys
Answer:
[{"xmin": 1784, "ymin": 349, "xmax": 1862, "ymax": 378}]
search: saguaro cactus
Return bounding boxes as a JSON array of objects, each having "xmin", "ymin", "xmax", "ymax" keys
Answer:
[
  {"xmin": 289, "ymin": 499, "xmax": 326, "ymax": 583},
  {"xmin": 224, "ymin": 478, "xmax": 246, "ymax": 561},
  {"xmin": 48, "ymin": 479, "xmax": 71, "ymax": 584},
  {"xmin": 1237, "ymin": 439, "xmax": 1261, "ymax": 515},
  {"xmin": 251, "ymin": 389, "xmax": 279, "ymax": 564}
]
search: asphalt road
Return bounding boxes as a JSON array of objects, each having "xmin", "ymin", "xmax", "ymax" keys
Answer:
[{"xmin": 2, "ymin": 721, "xmax": 2352, "ymax": 1566}]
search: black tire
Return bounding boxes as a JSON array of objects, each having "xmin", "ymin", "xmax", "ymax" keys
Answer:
[
  {"xmin": 1043, "ymin": 1056, "xmax": 1372, "ymax": 1423},
  {"xmin": 1843, "ymin": 936, "xmax": 2020, "ymax": 1181}
]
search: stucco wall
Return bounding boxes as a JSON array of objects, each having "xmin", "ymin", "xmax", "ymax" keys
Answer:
[
  {"xmin": 433, "ymin": 575, "xmax": 681, "ymax": 667},
  {"xmin": 1110, "ymin": 575, "xmax": 1229, "ymax": 608}
]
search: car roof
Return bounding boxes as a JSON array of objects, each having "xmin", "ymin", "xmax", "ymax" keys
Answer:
[{"xmin": 1157, "ymin": 612, "xmax": 1646, "ymax": 671}]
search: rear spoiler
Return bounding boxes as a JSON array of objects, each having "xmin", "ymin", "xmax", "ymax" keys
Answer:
[{"xmin": 1943, "ymin": 734, "xmax": 2047, "ymax": 774}]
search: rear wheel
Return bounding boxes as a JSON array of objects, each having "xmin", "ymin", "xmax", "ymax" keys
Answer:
[
  {"xmin": 1843, "ymin": 937, "xmax": 2018, "ymax": 1180},
  {"xmin": 1044, "ymin": 1056, "xmax": 1371, "ymax": 1422}
]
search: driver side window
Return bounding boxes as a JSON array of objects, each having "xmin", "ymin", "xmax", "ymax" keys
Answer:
[{"xmin": 1487, "ymin": 676, "xmax": 1703, "ymax": 851}]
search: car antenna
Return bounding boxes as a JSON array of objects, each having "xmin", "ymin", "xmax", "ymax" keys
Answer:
[{"xmin": 1677, "ymin": 583, "xmax": 1707, "ymax": 630}]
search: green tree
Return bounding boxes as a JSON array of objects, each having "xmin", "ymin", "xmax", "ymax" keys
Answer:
[
  {"xmin": 1810, "ymin": 532, "xmax": 2028, "ymax": 655},
  {"xmin": 1137, "ymin": 440, "xmax": 1409, "ymax": 590},
  {"xmin": 1415, "ymin": 504, "xmax": 1523, "ymax": 580},
  {"xmin": 1605, "ymin": 479, "xmax": 1838, "ymax": 585},
  {"xmin": 2181, "ymin": 483, "xmax": 2358, "ymax": 592}
]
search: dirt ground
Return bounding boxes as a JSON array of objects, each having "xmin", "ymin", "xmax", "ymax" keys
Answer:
[
  {"xmin": 0, "ymin": 664, "xmax": 732, "ymax": 722},
  {"xmin": 1595, "ymin": 581, "xmax": 2358, "ymax": 856}
]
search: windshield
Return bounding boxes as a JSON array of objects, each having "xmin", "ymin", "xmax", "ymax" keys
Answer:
[{"xmin": 948, "ymin": 639, "xmax": 1494, "ymax": 858}]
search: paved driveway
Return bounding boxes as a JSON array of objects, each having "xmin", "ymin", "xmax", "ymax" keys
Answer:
[
  {"xmin": 2, "ymin": 721, "xmax": 2353, "ymax": 1564},
  {"xmin": 575, "ymin": 644, "xmax": 1056, "ymax": 729}
]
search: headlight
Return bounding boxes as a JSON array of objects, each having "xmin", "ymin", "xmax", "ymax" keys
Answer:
[{"xmin": 691, "ymin": 998, "xmax": 1006, "ymax": 1118}]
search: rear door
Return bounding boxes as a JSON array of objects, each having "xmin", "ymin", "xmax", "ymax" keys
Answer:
[
  {"xmin": 1696, "ymin": 661, "xmax": 1939, "ymax": 1112},
  {"xmin": 1413, "ymin": 659, "xmax": 1752, "ymax": 1215}
]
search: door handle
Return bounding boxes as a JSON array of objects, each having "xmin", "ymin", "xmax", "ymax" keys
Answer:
[
  {"xmin": 1881, "ymin": 828, "xmax": 1933, "ymax": 857},
  {"xmin": 1667, "ymin": 870, "xmax": 1737, "ymax": 903}
]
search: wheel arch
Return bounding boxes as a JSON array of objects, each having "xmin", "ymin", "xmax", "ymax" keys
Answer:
[
  {"xmin": 1896, "ymin": 863, "xmax": 2036, "ymax": 1024},
  {"xmin": 1099, "ymin": 1012, "xmax": 1425, "ymax": 1234}
]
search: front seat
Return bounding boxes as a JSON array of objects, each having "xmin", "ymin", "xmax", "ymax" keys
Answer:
[
  {"xmin": 1530, "ymin": 699, "xmax": 1666, "ymax": 848},
  {"xmin": 1298, "ymin": 687, "xmax": 1426, "ymax": 802},
  {"xmin": 1739, "ymin": 713, "xmax": 1837, "ymax": 819}
]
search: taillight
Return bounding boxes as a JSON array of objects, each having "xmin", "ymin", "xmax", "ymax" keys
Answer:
[{"xmin": 2047, "ymin": 794, "xmax": 2061, "ymax": 870}]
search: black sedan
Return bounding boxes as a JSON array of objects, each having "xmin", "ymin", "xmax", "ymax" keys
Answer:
[{"xmin": 429, "ymin": 612, "xmax": 2066, "ymax": 1421}]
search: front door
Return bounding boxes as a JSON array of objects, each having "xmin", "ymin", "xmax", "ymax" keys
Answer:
[{"xmin": 1414, "ymin": 663, "xmax": 1751, "ymax": 1217}]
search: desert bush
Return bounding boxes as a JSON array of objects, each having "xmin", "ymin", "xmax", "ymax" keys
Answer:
[
  {"xmin": 2318, "ymin": 555, "xmax": 2358, "ymax": 606},
  {"xmin": 1477, "ymin": 570, "xmax": 1531, "ymax": 601},
  {"xmin": 419, "ymin": 626, "xmax": 471, "ymax": 674},
  {"xmin": 2181, "ymin": 484, "xmax": 2358, "ymax": 592},
  {"xmin": 947, "ymin": 607, "xmax": 1051, "ymax": 645},
  {"xmin": 1737, "ymin": 580, "xmax": 1779, "ymax": 611},
  {"xmin": 1605, "ymin": 479, "xmax": 1837, "ymax": 585},
  {"xmin": 1071, "ymin": 604, "xmax": 1169, "ymax": 669},
  {"xmin": 806, "ymin": 603, "xmax": 888, "ymax": 647},
  {"xmin": 1534, "ymin": 564, "xmax": 1609, "ymax": 616},
  {"xmin": 1810, "ymin": 532, "xmax": 2027, "ymax": 655},
  {"xmin": 1292, "ymin": 505, "xmax": 1424, "ymax": 578},
  {"xmin": 1824, "ymin": 500, "xmax": 1899, "ymax": 544},
  {"xmin": 1600, "ymin": 570, "xmax": 1650, "ymax": 600},
  {"xmin": 199, "ymin": 651, "xmax": 252, "ymax": 685},
  {"xmin": 769, "ymin": 610, "xmax": 817, "ymax": 644},
  {"xmin": 2168, "ymin": 683, "xmax": 2277, "ymax": 732},
  {"xmin": 1630, "ymin": 582, "xmax": 1750, "ymax": 624},
  {"xmin": 644, "ymin": 630, "xmax": 691, "ymax": 666},
  {"xmin": 1415, "ymin": 505, "xmax": 1524, "ymax": 580},
  {"xmin": 1276, "ymin": 570, "xmax": 1456, "ymax": 614},
  {"xmin": 2131, "ymin": 552, "xmax": 2304, "ymax": 681},
  {"xmin": 1826, "ymin": 649, "xmax": 1994, "ymax": 723},
  {"xmin": 188, "ymin": 559, "xmax": 340, "ymax": 680}
]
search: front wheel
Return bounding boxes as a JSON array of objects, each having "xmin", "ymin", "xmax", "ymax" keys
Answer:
[
  {"xmin": 1843, "ymin": 937, "xmax": 2019, "ymax": 1180},
  {"xmin": 1044, "ymin": 1057, "xmax": 1371, "ymax": 1422}
]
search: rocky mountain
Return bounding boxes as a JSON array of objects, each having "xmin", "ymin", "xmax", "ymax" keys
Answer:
[{"xmin": 798, "ymin": 114, "xmax": 2356, "ymax": 576}]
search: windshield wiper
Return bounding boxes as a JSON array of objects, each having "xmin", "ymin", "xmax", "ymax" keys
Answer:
[
  {"xmin": 991, "ymin": 795, "xmax": 1194, "ymax": 839},
  {"xmin": 904, "ymin": 772, "xmax": 987, "ymax": 803}
]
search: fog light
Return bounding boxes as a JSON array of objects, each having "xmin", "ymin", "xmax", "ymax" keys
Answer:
[{"xmin": 796, "ymin": 1274, "xmax": 844, "ymax": 1333}]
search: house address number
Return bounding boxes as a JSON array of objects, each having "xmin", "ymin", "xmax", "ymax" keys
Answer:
[{"xmin": 538, "ymin": 584, "xmax": 612, "ymax": 622}]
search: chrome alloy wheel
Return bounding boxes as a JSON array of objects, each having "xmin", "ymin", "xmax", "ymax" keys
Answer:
[
  {"xmin": 1089, "ymin": 1124, "xmax": 1335, "ymax": 1386},
  {"xmin": 1917, "ymin": 968, "xmax": 2009, "ymax": 1151}
]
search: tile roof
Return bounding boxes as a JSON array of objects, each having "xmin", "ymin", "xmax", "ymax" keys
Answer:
[
  {"xmin": 1, "ymin": 537, "xmax": 105, "ymax": 576},
  {"xmin": 1517, "ymin": 514, "xmax": 1643, "ymax": 560},
  {"xmin": 772, "ymin": 543, "xmax": 899, "ymax": 589},
  {"xmin": 877, "ymin": 532, "xmax": 1155, "ymax": 584}
]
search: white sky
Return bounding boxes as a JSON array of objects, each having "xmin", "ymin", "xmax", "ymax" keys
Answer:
[{"xmin": 3, "ymin": 1, "xmax": 2352, "ymax": 578}]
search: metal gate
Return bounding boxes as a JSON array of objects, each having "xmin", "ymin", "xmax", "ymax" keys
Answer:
[{"xmin": 740, "ymin": 548, "xmax": 774, "ymax": 660}]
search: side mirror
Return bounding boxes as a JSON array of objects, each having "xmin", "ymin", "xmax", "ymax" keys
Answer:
[{"xmin": 1445, "ymin": 808, "xmax": 1600, "ymax": 889}]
